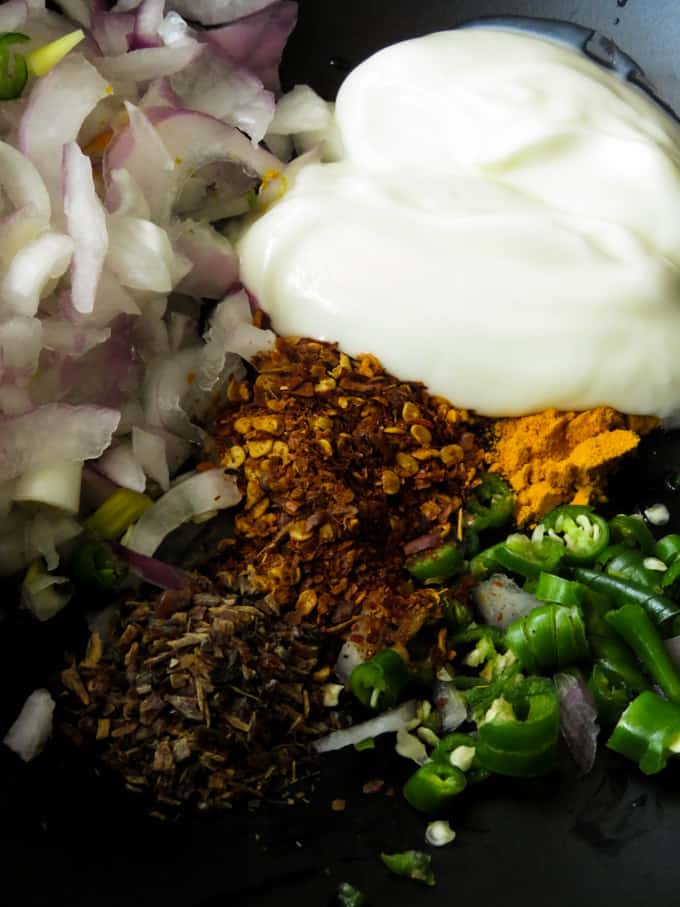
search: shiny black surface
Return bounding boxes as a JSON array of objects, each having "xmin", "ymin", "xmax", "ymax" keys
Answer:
[{"xmin": 6, "ymin": 2, "xmax": 680, "ymax": 905}]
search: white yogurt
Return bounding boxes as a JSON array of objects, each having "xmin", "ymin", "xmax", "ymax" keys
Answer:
[{"xmin": 239, "ymin": 29, "xmax": 680, "ymax": 417}]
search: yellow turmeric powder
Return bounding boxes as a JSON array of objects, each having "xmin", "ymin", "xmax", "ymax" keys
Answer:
[{"xmin": 487, "ymin": 407, "xmax": 658, "ymax": 527}]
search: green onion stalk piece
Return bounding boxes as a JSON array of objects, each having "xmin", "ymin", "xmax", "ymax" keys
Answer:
[{"xmin": 84, "ymin": 488, "xmax": 153, "ymax": 541}]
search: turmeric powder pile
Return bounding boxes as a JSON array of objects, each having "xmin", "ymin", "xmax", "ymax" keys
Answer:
[{"xmin": 487, "ymin": 407, "xmax": 659, "ymax": 527}]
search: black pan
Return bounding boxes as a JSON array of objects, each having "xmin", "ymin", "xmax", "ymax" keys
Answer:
[{"xmin": 4, "ymin": 2, "xmax": 680, "ymax": 905}]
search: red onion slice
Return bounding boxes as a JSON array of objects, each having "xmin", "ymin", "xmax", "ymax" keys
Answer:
[
  {"xmin": 0, "ymin": 315, "xmax": 43, "ymax": 379},
  {"xmin": 472, "ymin": 573, "xmax": 542, "ymax": 629},
  {"xmin": 170, "ymin": 0, "xmax": 277, "ymax": 27},
  {"xmin": 204, "ymin": 1, "xmax": 297, "ymax": 91},
  {"xmin": 97, "ymin": 38, "xmax": 204, "ymax": 82},
  {"xmin": 0, "ymin": 141, "xmax": 51, "ymax": 225},
  {"xmin": 19, "ymin": 54, "xmax": 109, "ymax": 210},
  {"xmin": 0, "ymin": 206, "xmax": 49, "ymax": 278},
  {"xmin": 0, "ymin": 403, "xmax": 120, "ymax": 481},
  {"xmin": 200, "ymin": 288, "xmax": 275, "ymax": 381},
  {"xmin": 554, "ymin": 672, "xmax": 599, "ymax": 775},
  {"xmin": 172, "ymin": 219, "xmax": 239, "ymax": 299},
  {"xmin": 63, "ymin": 142, "xmax": 108, "ymax": 315},
  {"xmin": 131, "ymin": 0, "xmax": 165, "ymax": 48},
  {"xmin": 433, "ymin": 680, "xmax": 467, "ymax": 733},
  {"xmin": 125, "ymin": 468, "xmax": 241, "ymax": 555},
  {"xmin": 0, "ymin": 0, "xmax": 27, "ymax": 31},
  {"xmin": 106, "ymin": 214, "xmax": 187, "ymax": 292},
  {"xmin": 4, "ymin": 689, "xmax": 55, "ymax": 762},
  {"xmin": 111, "ymin": 541, "xmax": 188, "ymax": 589},
  {"xmin": 91, "ymin": 11, "xmax": 135, "ymax": 56},
  {"xmin": 314, "ymin": 700, "xmax": 418, "ymax": 754}
]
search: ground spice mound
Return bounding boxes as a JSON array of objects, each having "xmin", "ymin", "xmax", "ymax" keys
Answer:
[
  {"xmin": 488, "ymin": 407, "xmax": 659, "ymax": 526},
  {"xmin": 62, "ymin": 577, "xmax": 334, "ymax": 812},
  {"xmin": 213, "ymin": 337, "xmax": 486, "ymax": 653}
]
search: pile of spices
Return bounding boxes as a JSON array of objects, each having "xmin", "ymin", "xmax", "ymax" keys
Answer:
[
  {"xmin": 61, "ymin": 576, "xmax": 335, "ymax": 811},
  {"xmin": 487, "ymin": 407, "xmax": 658, "ymax": 526},
  {"xmin": 212, "ymin": 337, "xmax": 486, "ymax": 653}
]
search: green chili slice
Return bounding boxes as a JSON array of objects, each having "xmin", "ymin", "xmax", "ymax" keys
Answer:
[
  {"xmin": 403, "ymin": 760, "xmax": 467, "ymax": 814},
  {"xmin": 540, "ymin": 504, "xmax": 610, "ymax": 564},
  {"xmin": 466, "ymin": 472, "xmax": 514, "ymax": 533},
  {"xmin": 535, "ymin": 572, "xmax": 586, "ymax": 607},
  {"xmin": 350, "ymin": 649, "xmax": 408, "ymax": 711},
  {"xmin": 493, "ymin": 533, "xmax": 564, "ymax": 579},
  {"xmin": 609, "ymin": 514, "xmax": 656, "ymax": 555},
  {"xmin": 655, "ymin": 533, "xmax": 680, "ymax": 566},
  {"xmin": 406, "ymin": 542, "xmax": 464, "ymax": 582},
  {"xmin": 0, "ymin": 33, "xmax": 29, "ymax": 100},
  {"xmin": 505, "ymin": 603, "xmax": 589, "ymax": 673},
  {"xmin": 607, "ymin": 690, "xmax": 680, "ymax": 774}
]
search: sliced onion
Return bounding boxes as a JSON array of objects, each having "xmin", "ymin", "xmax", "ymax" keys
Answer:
[
  {"xmin": 396, "ymin": 727, "xmax": 429, "ymax": 765},
  {"xmin": 0, "ymin": 141, "xmax": 51, "ymax": 225},
  {"xmin": 3, "ymin": 689, "xmax": 55, "ymax": 762},
  {"xmin": 41, "ymin": 317, "xmax": 111, "ymax": 357},
  {"xmin": 554, "ymin": 672, "xmax": 599, "ymax": 775},
  {"xmin": 125, "ymin": 468, "xmax": 241, "ymax": 555},
  {"xmin": 132, "ymin": 425, "xmax": 170, "ymax": 489},
  {"xmin": 105, "ymin": 101, "xmax": 174, "ymax": 224},
  {"xmin": 13, "ymin": 459, "xmax": 83, "ymax": 513},
  {"xmin": 170, "ymin": 49, "xmax": 274, "ymax": 143},
  {"xmin": 0, "ymin": 0, "xmax": 28, "ymax": 32},
  {"xmin": 27, "ymin": 510, "xmax": 82, "ymax": 571},
  {"xmin": 111, "ymin": 541, "xmax": 187, "ymax": 589},
  {"xmin": 0, "ymin": 207, "xmax": 47, "ymax": 278},
  {"xmin": 204, "ymin": 1, "xmax": 297, "ymax": 91},
  {"xmin": 200, "ymin": 289, "xmax": 275, "ymax": 386},
  {"xmin": 21, "ymin": 559, "xmax": 73, "ymax": 622},
  {"xmin": 139, "ymin": 75, "xmax": 181, "ymax": 109},
  {"xmin": 169, "ymin": 0, "xmax": 277, "ymax": 28},
  {"xmin": 106, "ymin": 214, "xmax": 187, "ymax": 292},
  {"xmin": 0, "ymin": 231, "xmax": 74, "ymax": 317},
  {"xmin": 432, "ymin": 680, "xmax": 467, "ymax": 733},
  {"xmin": 268, "ymin": 84, "xmax": 332, "ymax": 135},
  {"xmin": 314, "ymin": 700, "xmax": 418, "ymax": 754},
  {"xmin": 19, "ymin": 53, "xmax": 109, "ymax": 209},
  {"xmin": 96, "ymin": 439, "xmax": 146, "ymax": 492},
  {"xmin": 0, "ymin": 403, "xmax": 120, "ymax": 481},
  {"xmin": 0, "ymin": 315, "xmax": 43, "ymax": 378},
  {"xmin": 54, "ymin": 0, "xmax": 91, "ymax": 28},
  {"xmin": 67, "ymin": 268, "xmax": 141, "ymax": 327},
  {"xmin": 63, "ymin": 142, "xmax": 108, "ymax": 315},
  {"xmin": 96, "ymin": 38, "xmax": 204, "ymax": 82},
  {"xmin": 142, "ymin": 345, "xmax": 202, "ymax": 437},
  {"xmin": 334, "ymin": 639, "xmax": 365, "ymax": 687},
  {"xmin": 472, "ymin": 573, "xmax": 542, "ymax": 629},
  {"xmin": 172, "ymin": 219, "xmax": 239, "ymax": 299},
  {"xmin": 105, "ymin": 168, "xmax": 151, "ymax": 219},
  {"xmin": 148, "ymin": 106, "xmax": 282, "ymax": 206},
  {"xmin": 157, "ymin": 10, "xmax": 190, "ymax": 46},
  {"xmin": 131, "ymin": 0, "xmax": 165, "ymax": 49},
  {"xmin": 91, "ymin": 11, "xmax": 135, "ymax": 56}
]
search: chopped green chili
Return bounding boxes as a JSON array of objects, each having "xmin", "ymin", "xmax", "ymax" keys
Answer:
[
  {"xmin": 540, "ymin": 504, "xmax": 610, "ymax": 563},
  {"xmin": 569, "ymin": 567, "xmax": 680, "ymax": 633},
  {"xmin": 535, "ymin": 572, "xmax": 586, "ymax": 607},
  {"xmin": 350, "ymin": 649, "xmax": 408, "ymax": 711},
  {"xmin": 403, "ymin": 760, "xmax": 467, "ymax": 814},
  {"xmin": 607, "ymin": 690, "xmax": 680, "ymax": 774},
  {"xmin": 505, "ymin": 603, "xmax": 589, "ymax": 673},
  {"xmin": 605, "ymin": 604, "xmax": 680, "ymax": 705},
  {"xmin": 608, "ymin": 514, "xmax": 655, "ymax": 555},
  {"xmin": 0, "ymin": 33, "xmax": 29, "ymax": 100},
  {"xmin": 68, "ymin": 540, "xmax": 128, "ymax": 592},
  {"xmin": 466, "ymin": 472, "xmax": 514, "ymax": 533},
  {"xmin": 493, "ymin": 533, "xmax": 565, "ymax": 579},
  {"xmin": 336, "ymin": 883, "xmax": 367, "ymax": 907},
  {"xmin": 655, "ymin": 533, "xmax": 680, "ymax": 566},
  {"xmin": 381, "ymin": 851, "xmax": 436, "ymax": 887},
  {"xmin": 406, "ymin": 542, "xmax": 465, "ymax": 582}
]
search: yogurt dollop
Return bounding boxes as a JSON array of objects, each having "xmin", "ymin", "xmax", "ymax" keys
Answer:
[{"xmin": 239, "ymin": 29, "xmax": 680, "ymax": 417}]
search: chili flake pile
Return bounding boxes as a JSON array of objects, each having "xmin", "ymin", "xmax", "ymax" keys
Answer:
[{"xmin": 213, "ymin": 337, "xmax": 486, "ymax": 653}]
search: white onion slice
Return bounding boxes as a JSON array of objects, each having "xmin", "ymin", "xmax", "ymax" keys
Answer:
[
  {"xmin": 0, "ymin": 231, "xmax": 74, "ymax": 317},
  {"xmin": 28, "ymin": 510, "xmax": 82, "ymax": 571},
  {"xmin": 0, "ymin": 141, "xmax": 51, "ymax": 224},
  {"xmin": 4, "ymin": 689, "xmax": 55, "ymax": 762},
  {"xmin": 169, "ymin": 0, "xmax": 277, "ymax": 27},
  {"xmin": 97, "ymin": 39, "xmax": 204, "ymax": 82},
  {"xmin": 472, "ymin": 573, "xmax": 542, "ymax": 628},
  {"xmin": 126, "ymin": 468, "xmax": 241, "ymax": 555},
  {"xmin": 132, "ymin": 425, "xmax": 170, "ymax": 490},
  {"xmin": 314, "ymin": 700, "xmax": 418, "ymax": 754},
  {"xmin": 19, "ymin": 54, "xmax": 109, "ymax": 210},
  {"xmin": 172, "ymin": 219, "xmax": 239, "ymax": 299},
  {"xmin": 63, "ymin": 142, "xmax": 108, "ymax": 314},
  {"xmin": 0, "ymin": 0, "xmax": 28, "ymax": 32},
  {"xmin": 432, "ymin": 680, "xmax": 467, "ymax": 733},
  {"xmin": 106, "ymin": 214, "xmax": 183, "ymax": 292},
  {"xmin": 0, "ymin": 315, "xmax": 42, "ymax": 377},
  {"xmin": 268, "ymin": 84, "xmax": 331, "ymax": 135},
  {"xmin": 105, "ymin": 168, "xmax": 151, "ymax": 219},
  {"xmin": 0, "ymin": 206, "xmax": 48, "ymax": 277},
  {"xmin": 13, "ymin": 459, "xmax": 83, "ymax": 513},
  {"xmin": 96, "ymin": 440, "xmax": 146, "ymax": 492},
  {"xmin": 0, "ymin": 403, "xmax": 120, "ymax": 481},
  {"xmin": 200, "ymin": 289, "xmax": 275, "ymax": 388}
]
